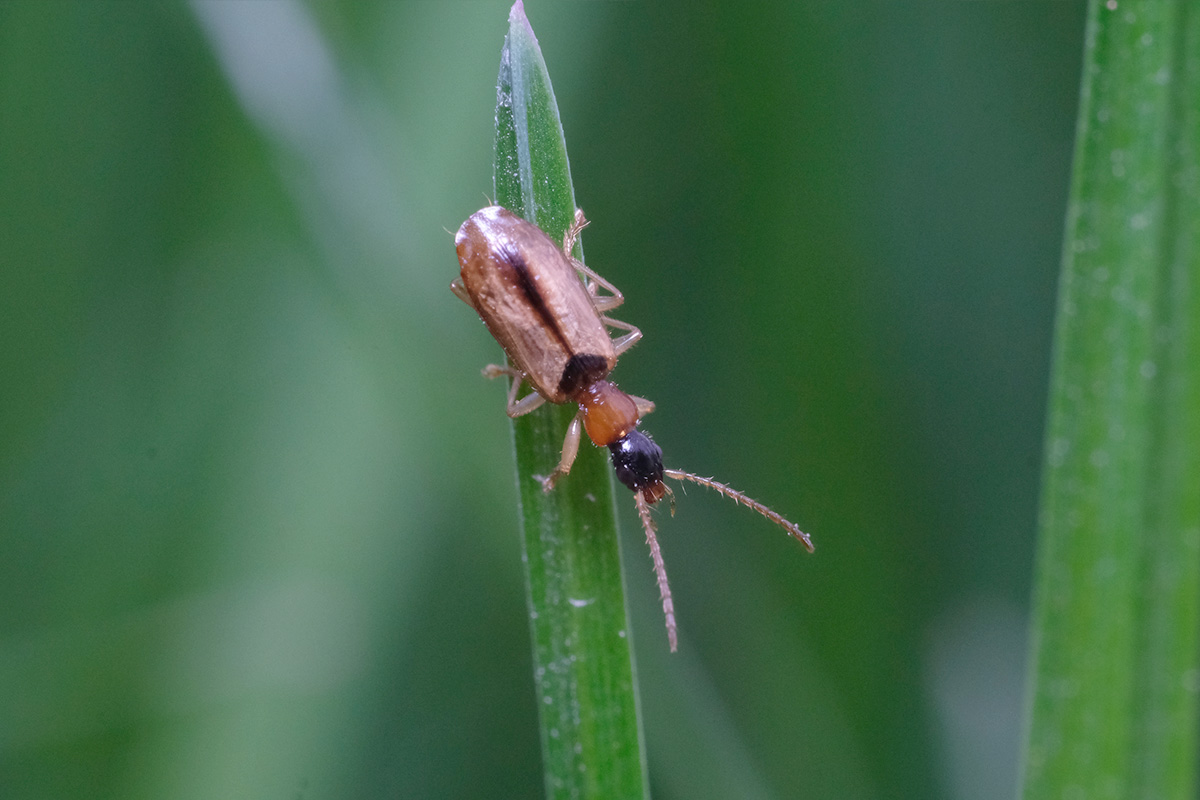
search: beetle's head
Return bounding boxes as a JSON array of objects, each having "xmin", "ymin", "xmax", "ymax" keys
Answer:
[{"xmin": 608, "ymin": 429, "xmax": 668, "ymax": 504}]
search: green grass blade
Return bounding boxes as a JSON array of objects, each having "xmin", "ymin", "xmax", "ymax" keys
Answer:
[
  {"xmin": 1020, "ymin": 3, "xmax": 1200, "ymax": 799},
  {"xmin": 490, "ymin": 3, "xmax": 649, "ymax": 798}
]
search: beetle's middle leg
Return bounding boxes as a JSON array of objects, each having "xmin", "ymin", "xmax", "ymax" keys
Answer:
[
  {"xmin": 483, "ymin": 364, "xmax": 546, "ymax": 417},
  {"xmin": 577, "ymin": 262, "xmax": 627, "ymax": 313},
  {"xmin": 600, "ymin": 314, "xmax": 642, "ymax": 355}
]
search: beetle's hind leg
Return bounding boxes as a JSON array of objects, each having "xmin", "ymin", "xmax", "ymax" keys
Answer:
[
  {"xmin": 483, "ymin": 364, "xmax": 546, "ymax": 417},
  {"xmin": 450, "ymin": 277, "xmax": 477, "ymax": 310},
  {"xmin": 561, "ymin": 209, "xmax": 626, "ymax": 313},
  {"xmin": 562, "ymin": 208, "xmax": 591, "ymax": 255}
]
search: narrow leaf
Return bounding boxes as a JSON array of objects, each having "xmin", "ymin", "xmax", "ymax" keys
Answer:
[
  {"xmin": 491, "ymin": 3, "xmax": 649, "ymax": 798},
  {"xmin": 1021, "ymin": 3, "xmax": 1200, "ymax": 798}
]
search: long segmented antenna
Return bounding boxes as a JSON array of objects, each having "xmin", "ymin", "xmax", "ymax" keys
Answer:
[
  {"xmin": 662, "ymin": 469, "xmax": 815, "ymax": 553},
  {"xmin": 634, "ymin": 492, "xmax": 678, "ymax": 652}
]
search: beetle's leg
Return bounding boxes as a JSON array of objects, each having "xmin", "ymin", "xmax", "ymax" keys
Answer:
[
  {"xmin": 450, "ymin": 277, "xmax": 475, "ymax": 309},
  {"xmin": 629, "ymin": 395, "xmax": 656, "ymax": 419},
  {"xmin": 573, "ymin": 260, "xmax": 626, "ymax": 313},
  {"xmin": 506, "ymin": 390, "xmax": 546, "ymax": 417},
  {"xmin": 482, "ymin": 364, "xmax": 521, "ymax": 378},
  {"xmin": 561, "ymin": 209, "xmax": 626, "ymax": 313},
  {"xmin": 483, "ymin": 364, "xmax": 546, "ymax": 417},
  {"xmin": 560, "ymin": 208, "xmax": 626, "ymax": 312},
  {"xmin": 599, "ymin": 314, "xmax": 642, "ymax": 355},
  {"xmin": 537, "ymin": 409, "xmax": 583, "ymax": 492},
  {"xmin": 562, "ymin": 208, "xmax": 590, "ymax": 256}
]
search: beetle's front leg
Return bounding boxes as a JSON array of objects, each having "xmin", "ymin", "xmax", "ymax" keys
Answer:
[{"xmin": 536, "ymin": 409, "xmax": 583, "ymax": 492}]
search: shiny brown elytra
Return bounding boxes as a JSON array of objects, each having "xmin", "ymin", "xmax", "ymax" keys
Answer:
[{"xmin": 453, "ymin": 205, "xmax": 813, "ymax": 651}]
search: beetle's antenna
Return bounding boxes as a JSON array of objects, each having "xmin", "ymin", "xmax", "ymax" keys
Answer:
[
  {"xmin": 634, "ymin": 492, "xmax": 677, "ymax": 652},
  {"xmin": 662, "ymin": 469, "xmax": 814, "ymax": 552}
]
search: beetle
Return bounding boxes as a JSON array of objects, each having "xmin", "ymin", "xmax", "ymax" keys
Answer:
[{"xmin": 452, "ymin": 205, "xmax": 812, "ymax": 651}]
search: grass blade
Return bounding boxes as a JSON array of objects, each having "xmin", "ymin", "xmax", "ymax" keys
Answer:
[
  {"xmin": 1020, "ymin": 3, "xmax": 1200, "ymax": 798},
  {"xmin": 490, "ymin": 3, "xmax": 649, "ymax": 798}
]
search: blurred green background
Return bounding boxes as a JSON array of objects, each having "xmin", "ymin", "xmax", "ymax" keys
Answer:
[{"xmin": 0, "ymin": 2, "xmax": 1085, "ymax": 798}]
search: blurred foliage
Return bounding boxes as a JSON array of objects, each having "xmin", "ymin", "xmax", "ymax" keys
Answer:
[{"xmin": 0, "ymin": 2, "xmax": 1085, "ymax": 799}]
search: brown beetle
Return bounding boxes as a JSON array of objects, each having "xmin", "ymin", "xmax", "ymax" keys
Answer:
[{"xmin": 453, "ymin": 205, "xmax": 812, "ymax": 651}]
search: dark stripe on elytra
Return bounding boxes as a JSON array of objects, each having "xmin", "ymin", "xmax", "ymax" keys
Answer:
[
  {"xmin": 558, "ymin": 353, "xmax": 610, "ymax": 397},
  {"xmin": 498, "ymin": 242, "xmax": 570, "ymax": 351}
]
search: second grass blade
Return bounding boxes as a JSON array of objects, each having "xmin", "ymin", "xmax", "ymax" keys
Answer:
[{"xmin": 1020, "ymin": 3, "xmax": 1200, "ymax": 798}]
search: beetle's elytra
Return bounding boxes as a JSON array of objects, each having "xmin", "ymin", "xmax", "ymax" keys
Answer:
[
  {"xmin": 455, "ymin": 206, "xmax": 618, "ymax": 405},
  {"xmin": 453, "ymin": 205, "xmax": 812, "ymax": 651}
]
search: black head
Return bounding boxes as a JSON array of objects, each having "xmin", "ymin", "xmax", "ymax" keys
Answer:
[{"xmin": 608, "ymin": 429, "xmax": 667, "ymax": 502}]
